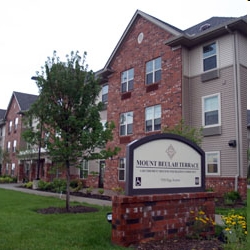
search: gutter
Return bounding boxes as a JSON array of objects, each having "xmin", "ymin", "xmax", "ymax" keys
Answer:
[{"xmin": 225, "ymin": 25, "xmax": 241, "ymax": 192}]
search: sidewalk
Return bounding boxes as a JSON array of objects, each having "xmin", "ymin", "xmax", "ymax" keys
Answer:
[{"xmin": 0, "ymin": 183, "xmax": 112, "ymax": 206}]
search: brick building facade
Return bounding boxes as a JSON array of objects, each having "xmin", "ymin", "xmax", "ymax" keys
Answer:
[{"xmin": 98, "ymin": 10, "xmax": 247, "ymax": 199}]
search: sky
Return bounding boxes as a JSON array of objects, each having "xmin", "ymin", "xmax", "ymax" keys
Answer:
[{"xmin": 0, "ymin": 0, "xmax": 248, "ymax": 109}]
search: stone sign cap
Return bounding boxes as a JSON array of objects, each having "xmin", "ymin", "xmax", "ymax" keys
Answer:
[{"xmin": 125, "ymin": 133, "xmax": 205, "ymax": 196}]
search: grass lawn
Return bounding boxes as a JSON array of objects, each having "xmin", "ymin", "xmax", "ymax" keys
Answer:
[
  {"xmin": 0, "ymin": 188, "xmax": 126, "ymax": 250},
  {"xmin": 0, "ymin": 188, "xmax": 249, "ymax": 250}
]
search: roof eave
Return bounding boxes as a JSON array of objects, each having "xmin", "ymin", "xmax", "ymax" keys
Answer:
[{"xmin": 165, "ymin": 18, "xmax": 247, "ymax": 48}]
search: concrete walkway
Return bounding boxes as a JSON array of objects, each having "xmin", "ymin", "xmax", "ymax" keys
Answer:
[
  {"xmin": 0, "ymin": 183, "xmax": 224, "ymax": 225},
  {"xmin": 0, "ymin": 183, "xmax": 112, "ymax": 206}
]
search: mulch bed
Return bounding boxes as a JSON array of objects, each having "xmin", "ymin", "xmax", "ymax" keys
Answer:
[
  {"xmin": 131, "ymin": 238, "xmax": 224, "ymax": 250},
  {"xmin": 37, "ymin": 205, "xmax": 98, "ymax": 214}
]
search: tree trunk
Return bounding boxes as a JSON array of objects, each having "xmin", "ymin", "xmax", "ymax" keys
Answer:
[{"xmin": 65, "ymin": 160, "xmax": 71, "ymax": 211}]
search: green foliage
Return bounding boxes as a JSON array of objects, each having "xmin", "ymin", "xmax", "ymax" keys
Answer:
[
  {"xmin": 23, "ymin": 181, "xmax": 33, "ymax": 189},
  {"xmin": 0, "ymin": 175, "xmax": 17, "ymax": 183},
  {"xmin": 224, "ymin": 191, "xmax": 241, "ymax": 205},
  {"xmin": 23, "ymin": 50, "xmax": 119, "ymax": 209},
  {"xmin": 222, "ymin": 210, "xmax": 247, "ymax": 248},
  {"xmin": 98, "ymin": 189, "xmax": 104, "ymax": 195},
  {"xmin": 162, "ymin": 119, "xmax": 203, "ymax": 146}
]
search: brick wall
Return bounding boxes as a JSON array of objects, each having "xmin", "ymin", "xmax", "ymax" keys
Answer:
[
  {"xmin": 111, "ymin": 192, "xmax": 215, "ymax": 247},
  {"xmin": 105, "ymin": 15, "xmax": 182, "ymax": 190},
  {"xmin": 206, "ymin": 176, "xmax": 247, "ymax": 200},
  {"xmin": 3, "ymin": 97, "xmax": 24, "ymax": 180}
]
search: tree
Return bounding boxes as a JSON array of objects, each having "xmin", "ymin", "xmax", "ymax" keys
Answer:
[
  {"xmin": 23, "ymin": 51, "xmax": 119, "ymax": 211},
  {"xmin": 162, "ymin": 119, "xmax": 203, "ymax": 146}
]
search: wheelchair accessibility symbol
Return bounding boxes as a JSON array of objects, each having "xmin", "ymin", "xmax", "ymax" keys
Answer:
[{"xmin": 135, "ymin": 177, "xmax": 141, "ymax": 186}]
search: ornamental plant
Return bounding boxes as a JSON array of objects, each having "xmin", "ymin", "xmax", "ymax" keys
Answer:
[
  {"xmin": 222, "ymin": 210, "xmax": 247, "ymax": 245},
  {"xmin": 189, "ymin": 209, "xmax": 215, "ymax": 239}
]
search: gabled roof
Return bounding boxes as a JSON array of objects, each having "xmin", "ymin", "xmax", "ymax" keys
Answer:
[
  {"xmin": 166, "ymin": 15, "xmax": 247, "ymax": 48},
  {"xmin": 13, "ymin": 91, "xmax": 38, "ymax": 112},
  {"xmin": 4, "ymin": 91, "xmax": 38, "ymax": 119},
  {"xmin": 0, "ymin": 109, "xmax": 6, "ymax": 120},
  {"xmin": 98, "ymin": 9, "xmax": 183, "ymax": 80}
]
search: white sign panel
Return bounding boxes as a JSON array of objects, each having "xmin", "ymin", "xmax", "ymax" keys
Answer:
[
  {"xmin": 126, "ymin": 133, "xmax": 205, "ymax": 196},
  {"xmin": 133, "ymin": 139, "xmax": 201, "ymax": 189}
]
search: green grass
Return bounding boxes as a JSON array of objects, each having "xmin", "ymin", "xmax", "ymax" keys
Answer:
[
  {"xmin": 0, "ymin": 189, "xmax": 127, "ymax": 250},
  {"xmin": 0, "ymin": 188, "xmax": 249, "ymax": 250}
]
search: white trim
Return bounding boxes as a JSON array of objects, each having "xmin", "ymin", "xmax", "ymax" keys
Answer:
[
  {"xmin": 202, "ymin": 40, "xmax": 219, "ymax": 73},
  {"xmin": 205, "ymin": 151, "xmax": 220, "ymax": 176},
  {"xmin": 202, "ymin": 93, "xmax": 221, "ymax": 128}
]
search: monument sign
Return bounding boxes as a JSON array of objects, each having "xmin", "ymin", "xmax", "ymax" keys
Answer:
[{"xmin": 126, "ymin": 133, "xmax": 205, "ymax": 195}]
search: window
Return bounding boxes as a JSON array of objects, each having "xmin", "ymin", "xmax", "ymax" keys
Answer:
[
  {"xmin": 120, "ymin": 112, "xmax": 133, "ymax": 136},
  {"xmin": 206, "ymin": 151, "xmax": 220, "ymax": 175},
  {"xmin": 7, "ymin": 141, "xmax": 10, "ymax": 152},
  {"xmin": 145, "ymin": 105, "xmax": 161, "ymax": 132},
  {"xmin": 14, "ymin": 117, "xmax": 18, "ymax": 131},
  {"xmin": 101, "ymin": 120, "xmax": 107, "ymax": 130},
  {"xmin": 13, "ymin": 140, "xmax": 17, "ymax": 152},
  {"xmin": 24, "ymin": 163, "xmax": 30, "ymax": 177},
  {"xmin": 121, "ymin": 68, "xmax": 134, "ymax": 92},
  {"xmin": 146, "ymin": 57, "xmax": 161, "ymax": 84},
  {"xmin": 9, "ymin": 121, "xmax": 12, "ymax": 133},
  {"xmin": 11, "ymin": 163, "xmax": 15, "ymax": 176},
  {"xmin": 102, "ymin": 85, "xmax": 108, "ymax": 103},
  {"xmin": 118, "ymin": 158, "xmax": 126, "ymax": 181},
  {"xmin": 203, "ymin": 42, "xmax": 217, "ymax": 71},
  {"xmin": 202, "ymin": 94, "xmax": 220, "ymax": 127},
  {"xmin": 80, "ymin": 160, "xmax": 89, "ymax": 178}
]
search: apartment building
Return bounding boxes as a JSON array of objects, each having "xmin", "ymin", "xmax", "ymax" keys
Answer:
[
  {"xmin": 98, "ymin": 10, "xmax": 247, "ymax": 198},
  {"xmin": 0, "ymin": 109, "xmax": 6, "ymax": 175},
  {"xmin": 1, "ymin": 90, "xmax": 106, "ymax": 186}
]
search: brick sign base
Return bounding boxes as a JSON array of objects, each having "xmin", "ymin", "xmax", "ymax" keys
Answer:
[{"xmin": 111, "ymin": 192, "xmax": 215, "ymax": 247}]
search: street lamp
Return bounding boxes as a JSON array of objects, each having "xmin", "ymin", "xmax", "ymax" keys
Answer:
[{"xmin": 31, "ymin": 76, "xmax": 41, "ymax": 180}]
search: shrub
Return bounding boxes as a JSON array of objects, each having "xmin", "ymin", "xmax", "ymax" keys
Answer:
[
  {"xmin": 24, "ymin": 181, "xmax": 33, "ymax": 189},
  {"xmin": 98, "ymin": 189, "xmax": 104, "ymax": 195},
  {"xmin": 224, "ymin": 191, "xmax": 241, "ymax": 205},
  {"xmin": 52, "ymin": 178, "xmax": 66, "ymax": 193}
]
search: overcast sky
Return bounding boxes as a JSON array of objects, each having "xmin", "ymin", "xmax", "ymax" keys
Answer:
[{"xmin": 0, "ymin": 0, "xmax": 247, "ymax": 109}]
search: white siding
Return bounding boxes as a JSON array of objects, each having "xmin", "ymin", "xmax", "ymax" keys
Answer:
[
  {"xmin": 188, "ymin": 34, "xmax": 234, "ymax": 77},
  {"xmin": 238, "ymin": 33, "xmax": 247, "ymax": 66}
]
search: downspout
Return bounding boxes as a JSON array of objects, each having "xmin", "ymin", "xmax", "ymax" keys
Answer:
[{"xmin": 225, "ymin": 25, "xmax": 241, "ymax": 191}]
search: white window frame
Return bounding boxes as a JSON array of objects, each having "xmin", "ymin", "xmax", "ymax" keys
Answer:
[
  {"xmin": 145, "ymin": 105, "xmax": 161, "ymax": 132},
  {"xmin": 118, "ymin": 158, "xmax": 126, "ymax": 181},
  {"xmin": 121, "ymin": 68, "xmax": 134, "ymax": 93},
  {"xmin": 14, "ymin": 117, "xmax": 18, "ymax": 131},
  {"xmin": 202, "ymin": 93, "xmax": 221, "ymax": 128},
  {"xmin": 80, "ymin": 160, "xmax": 89, "ymax": 179},
  {"xmin": 13, "ymin": 140, "xmax": 17, "ymax": 152},
  {"xmin": 9, "ymin": 121, "xmax": 12, "ymax": 133},
  {"xmin": 205, "ymin": 151, "xmax": 220, "ymax": 176},
  {"xmin": 203, "ymin": 41, "xmax": 217, "ymax": 72},
  {"xmin": 146, "ymin": 57, "xmax": 161, "ymax": 85},
  {"xmin": 7, "ymin": 141, "xmax": 11, "ymax": 152},
  {"xmin": 120, "ymin": 112, "xmax": 133, "ymax": 136},
  {"xmin": 11, "ymin": 163, "xmax": 15, "ymax": 176}
]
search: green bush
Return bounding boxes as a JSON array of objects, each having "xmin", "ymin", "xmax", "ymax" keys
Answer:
[
  {"xmin": 0, "ymin": 175, "xmax": 17, "ymax": 183},
  {"xmin": 224, "ymin": 191, "xmax": 241, "ymax": 205},
  {"xmin": 24, "ymin": 181, "xmax": 33, "ymax": 189},
  {"xmin": 52, "ymin": 178, "xmax": 66, "ymax": 193}
]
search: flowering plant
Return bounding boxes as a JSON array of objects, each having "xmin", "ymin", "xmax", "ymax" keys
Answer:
[
  {"xmin": 189, "ymin": 209, "xmax": 215, "ymax": 238},
  {"xmin": 222, "ymin": 210, "xmax": 247, "ymax": 244}
]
